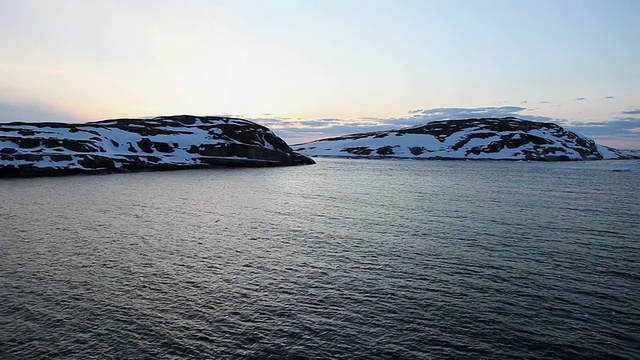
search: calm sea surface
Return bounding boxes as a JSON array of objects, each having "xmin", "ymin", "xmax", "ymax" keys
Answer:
[{"xmin": 1, "ymin": 158, "xmax": 639, "ymax": 359}]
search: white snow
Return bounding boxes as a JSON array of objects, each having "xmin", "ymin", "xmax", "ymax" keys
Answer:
[
  {"xmin": 0, "ymin": 117, "xmax": 290, "ymax": 172},
  {"xmin": 597, "ymin": 144, "xmax": 626, "ymax": 159},
  {"xmin": 293, "ymin": 120, "xmax": 627, "ymax": 161}
]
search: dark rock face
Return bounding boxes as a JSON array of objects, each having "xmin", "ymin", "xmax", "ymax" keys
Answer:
[
  {"xmin": 294, "ymin": 117, "xmax": 637, "ymax": 161},
  {"xmin": 0, "ymin": 115, "xmax": 314, "ymax": 177}
]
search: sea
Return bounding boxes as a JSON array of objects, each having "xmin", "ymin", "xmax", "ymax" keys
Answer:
[{"xmin": 1, "ymin": 158, "xmax": 639, "ymax": 359}]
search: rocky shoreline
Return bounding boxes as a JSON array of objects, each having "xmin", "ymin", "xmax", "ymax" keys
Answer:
[
  {"xmin": 293, "ymin": 117, "xmax": 636, "ymax": 161},
  {"xmin": 0, "ymin": 115, "xmax": 314, "ymax": 178}
]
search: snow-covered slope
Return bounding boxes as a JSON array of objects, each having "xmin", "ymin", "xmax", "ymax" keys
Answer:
[
  {"xmin": 0, "ymin": 115, "xmax": 314, "ymax": 177},
  {"xmin": 293, "ymin": 117, "xmax": 636, "ymax": 161}
]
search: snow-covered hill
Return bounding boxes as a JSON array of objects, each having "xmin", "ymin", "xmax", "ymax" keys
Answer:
[
  {"xmin": 0, "ymin": 115, "xmax": 314, "ymax": 177},
  {"xmin": 293, "ymin": 117, "xmax": 635, "ymax": 161}
]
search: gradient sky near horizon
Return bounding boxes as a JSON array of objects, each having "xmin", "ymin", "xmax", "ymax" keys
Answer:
[{"xmin": 1, "ymin": 0, "xmax": 639, "ymax": 147}]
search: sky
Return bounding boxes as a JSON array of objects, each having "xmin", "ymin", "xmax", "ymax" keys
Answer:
[{"xmin": 1, "ymin": 0, "xmax": 639, "ymax": 148}]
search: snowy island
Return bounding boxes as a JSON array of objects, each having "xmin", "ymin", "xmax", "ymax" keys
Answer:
[
  {"xmin": 293, "ymin": 117, "xmax": 635, "ymax": 161},
  {"xmin": 0, "ymin": 115, "xmax": 314, "ymax": 177}
]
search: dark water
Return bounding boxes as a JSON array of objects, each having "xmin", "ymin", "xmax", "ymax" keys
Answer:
[{"xmin": 1, "ymin": 159, "xmax": 639, "ymax": 359}]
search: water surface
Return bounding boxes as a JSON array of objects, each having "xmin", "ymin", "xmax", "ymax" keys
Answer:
[{"xmin": 1, "ymin": 159, "xmax": 639, "ymax": 359}]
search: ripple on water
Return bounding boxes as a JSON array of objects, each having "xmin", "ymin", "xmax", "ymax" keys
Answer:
[{"xmin": 1, "ymin": 159, "xmax": 639, "ymax": 359}]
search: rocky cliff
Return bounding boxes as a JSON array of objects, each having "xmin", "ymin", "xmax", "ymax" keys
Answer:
[
  {"xmin": 0, "ymin": 115, "xmax": 314, "ymax": 177},
  {"xmin": 293, "ymin": 117, "xmax": 635, "ymax": 161}
]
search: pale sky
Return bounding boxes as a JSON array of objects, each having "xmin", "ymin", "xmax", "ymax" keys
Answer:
[{"xmin": 1, "ymin": 0, "xmax": 639, "ymax": 147}]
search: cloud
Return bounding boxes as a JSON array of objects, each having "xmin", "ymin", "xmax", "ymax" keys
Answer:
[
  {"xmin": 254, "ymin": 106, "xmax": 562, "ymax": 144},
  {"xmin": 0, "ymin": 95, "xmax": 84, "ymax": 123},
  {"xmin": 395, "ymin": 106, "xmax": 555, "ymax": 126},
  {"xmin": 404, "ymin": 106, "xmax": 528, "ymax": 120},
  {"xmin": 564, "ymin": 118, "xmax": 640, "ymax": 139},
  {"xmin": 621, "ymin": 109, "xmax": 640, "ymax": 115},
  {"xmin": 574, "ymin": 97, "xmax": 586, "ymax": 101},
  {"xmin": 253, "ymin": 106, "xmax": 640, "ymax": 148},
  {"xmin": 253, "ymin": 116, "xmax": 392, "ymax": 143},
  {"xmin": 604, "ymin": 96, "xmax": 615, "ymax": 99}
]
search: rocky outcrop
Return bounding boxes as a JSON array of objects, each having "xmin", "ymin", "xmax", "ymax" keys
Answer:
[
  {"xmin": 0, "ymin": 115, "xmax": 314, "ymax": 177},
  {"xmin": 293, "ymin": 117, "xmax": 636, "ymax": 161}
]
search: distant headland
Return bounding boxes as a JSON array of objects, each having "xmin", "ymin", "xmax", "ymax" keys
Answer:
[{"xmin": 293, "ymin": 117, "xmax": 637, "ymax": 161}]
